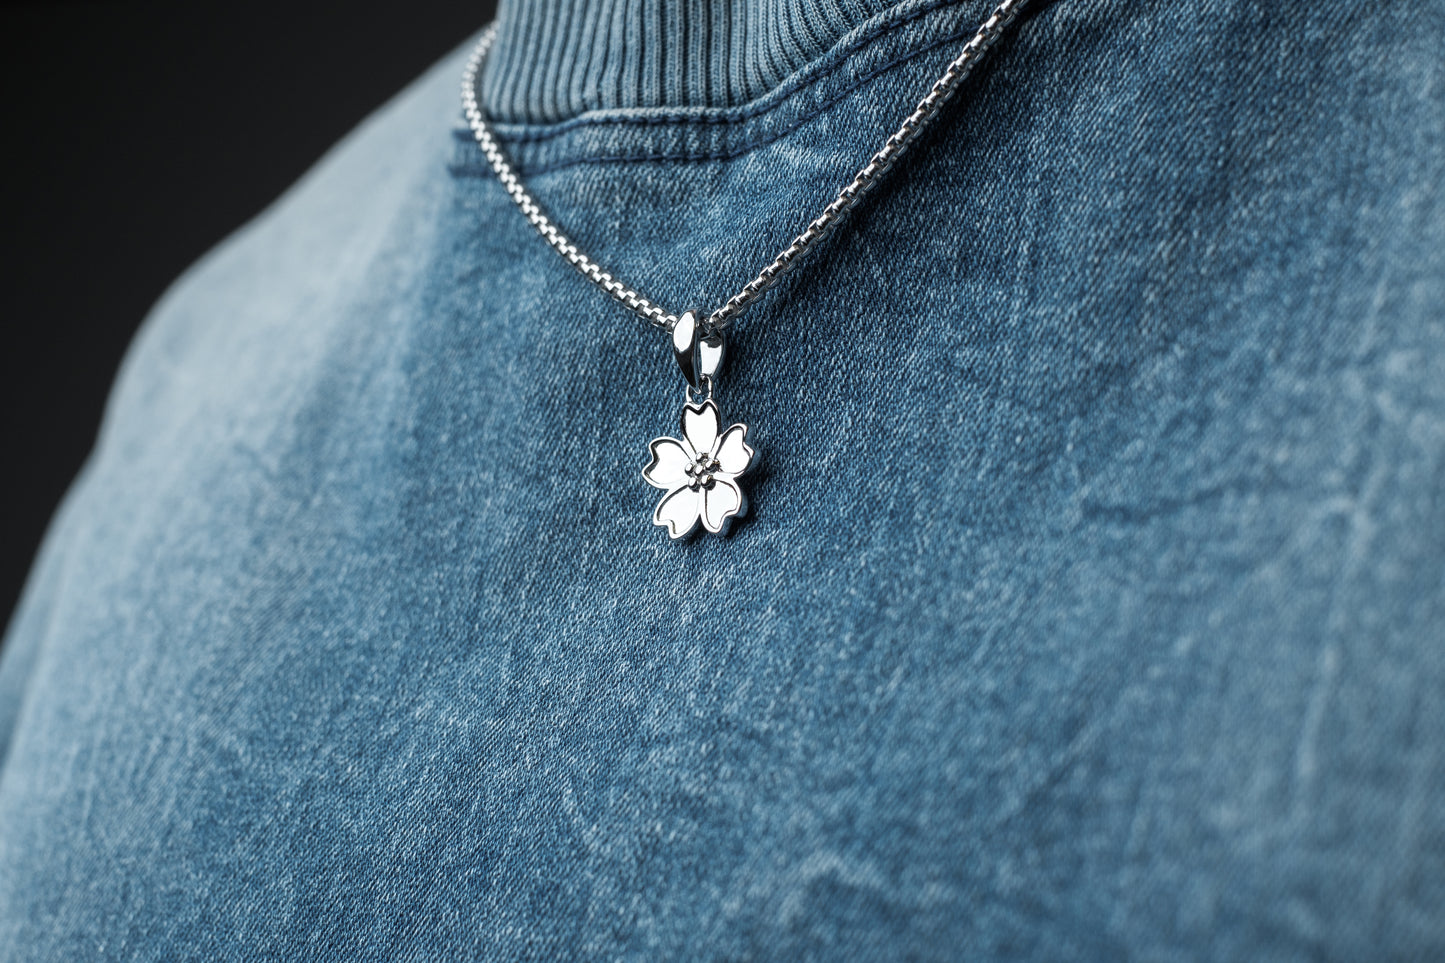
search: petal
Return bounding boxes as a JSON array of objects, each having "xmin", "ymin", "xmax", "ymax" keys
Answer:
[
  {"xmin": 713, "ymin": 424, "xmax": 754, "ymax": 478},
  {"xmin": 681, "ymin": 401, "xmax": 719, "ymax": 456},
  {"xmin": 642, "ymin": 437, "xmax": 692, "ymax": 490},
  {"xmin": 701, "ymin": 478, "xmax": 745, "ymax": 534},
  {"xmin": 653, "ymin": 485, "xmax": 702, "ymax": 540}
]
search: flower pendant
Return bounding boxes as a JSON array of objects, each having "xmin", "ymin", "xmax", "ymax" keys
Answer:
[{"xmin": 642, "ymin": 399, "xmax": 755, "ymax": 539}]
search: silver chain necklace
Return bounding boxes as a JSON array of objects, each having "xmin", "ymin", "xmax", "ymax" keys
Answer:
[{"xmin": 462, "ymin": 0, "xmax": 1028, "ymax": 539}]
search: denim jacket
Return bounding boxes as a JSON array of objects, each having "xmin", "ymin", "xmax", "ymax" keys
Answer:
[{"xmin": 1, "ymin": 1, "xmax": 1442, "ymax": 959}]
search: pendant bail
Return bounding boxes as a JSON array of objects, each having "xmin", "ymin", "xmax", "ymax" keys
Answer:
[{"xmin": 671, "ymin": 310, "xmax": 725, "ymax": 391}]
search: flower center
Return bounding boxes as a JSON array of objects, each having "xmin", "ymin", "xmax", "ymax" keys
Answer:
[{"xmin": 685, "ymin": 450, "xmax": 721, "ymax": 490}]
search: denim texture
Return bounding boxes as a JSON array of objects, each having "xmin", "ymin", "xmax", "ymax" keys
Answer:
[{"xmin": 2, "ymin": 1, "xmax": 1443, "ymax": 959}]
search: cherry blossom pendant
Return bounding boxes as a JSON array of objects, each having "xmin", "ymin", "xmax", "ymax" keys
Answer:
[{"xmin": 641, "ymin": 311, "xmax": 755, "ymax": 540}]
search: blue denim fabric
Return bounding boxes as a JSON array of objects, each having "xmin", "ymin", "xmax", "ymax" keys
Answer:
[{"xmin": 2, "ymin": 1, "xmax": 1443, "ymax": 959}]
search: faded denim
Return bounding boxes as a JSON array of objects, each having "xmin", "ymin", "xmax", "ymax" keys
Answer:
[{"xmin": 1, "ymin": 1, "xmax": 1443, "ymax": 960}]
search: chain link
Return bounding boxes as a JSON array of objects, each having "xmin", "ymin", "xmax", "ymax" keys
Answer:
[{"xmin": 461, "ymin": 0, "xmax": 1028, "ymax": 333}]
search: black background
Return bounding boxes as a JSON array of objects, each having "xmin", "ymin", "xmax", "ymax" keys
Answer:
[{"xmin": 1, "ymin": 2, "xmax": 496, "ymax": 627}]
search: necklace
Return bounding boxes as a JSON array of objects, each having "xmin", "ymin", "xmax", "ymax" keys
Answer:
[{"xmin": 462, "ymin": 0, "xmax": 1028, "ymax": 540}]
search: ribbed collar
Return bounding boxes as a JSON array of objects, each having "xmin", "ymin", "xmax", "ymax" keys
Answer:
[{"xmin": 481, "ymin": 0, "xmax": 900, "ymax": 124}]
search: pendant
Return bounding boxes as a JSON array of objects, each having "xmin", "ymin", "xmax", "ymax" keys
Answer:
[{"xmin": 641, "ymin": 312, "xmax": 755, "ymax": 540}]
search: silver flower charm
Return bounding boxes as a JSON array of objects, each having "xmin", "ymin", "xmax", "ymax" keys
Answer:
[{"xmin": 643, "ymin": 400, "xmax": 755, "ymax": 539}]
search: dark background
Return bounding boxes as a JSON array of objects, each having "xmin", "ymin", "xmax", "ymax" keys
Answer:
[{"xmin": 1, "ymin": 2, "xmax": 496, "ymax": 628}]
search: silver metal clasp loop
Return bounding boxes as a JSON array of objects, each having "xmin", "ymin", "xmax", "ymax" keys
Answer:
[
  {"xmin": 671, "ymin": 310, "xmax": 725, "ymax": 392},
  {"xmin": 685, "ymin": 376, "xmax": 715, "ymax": 405}
]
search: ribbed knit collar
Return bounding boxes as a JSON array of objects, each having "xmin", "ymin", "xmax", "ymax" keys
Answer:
[{"xmin": 480, "ymin": 0, "xmax": 901, "ymax": 124}]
